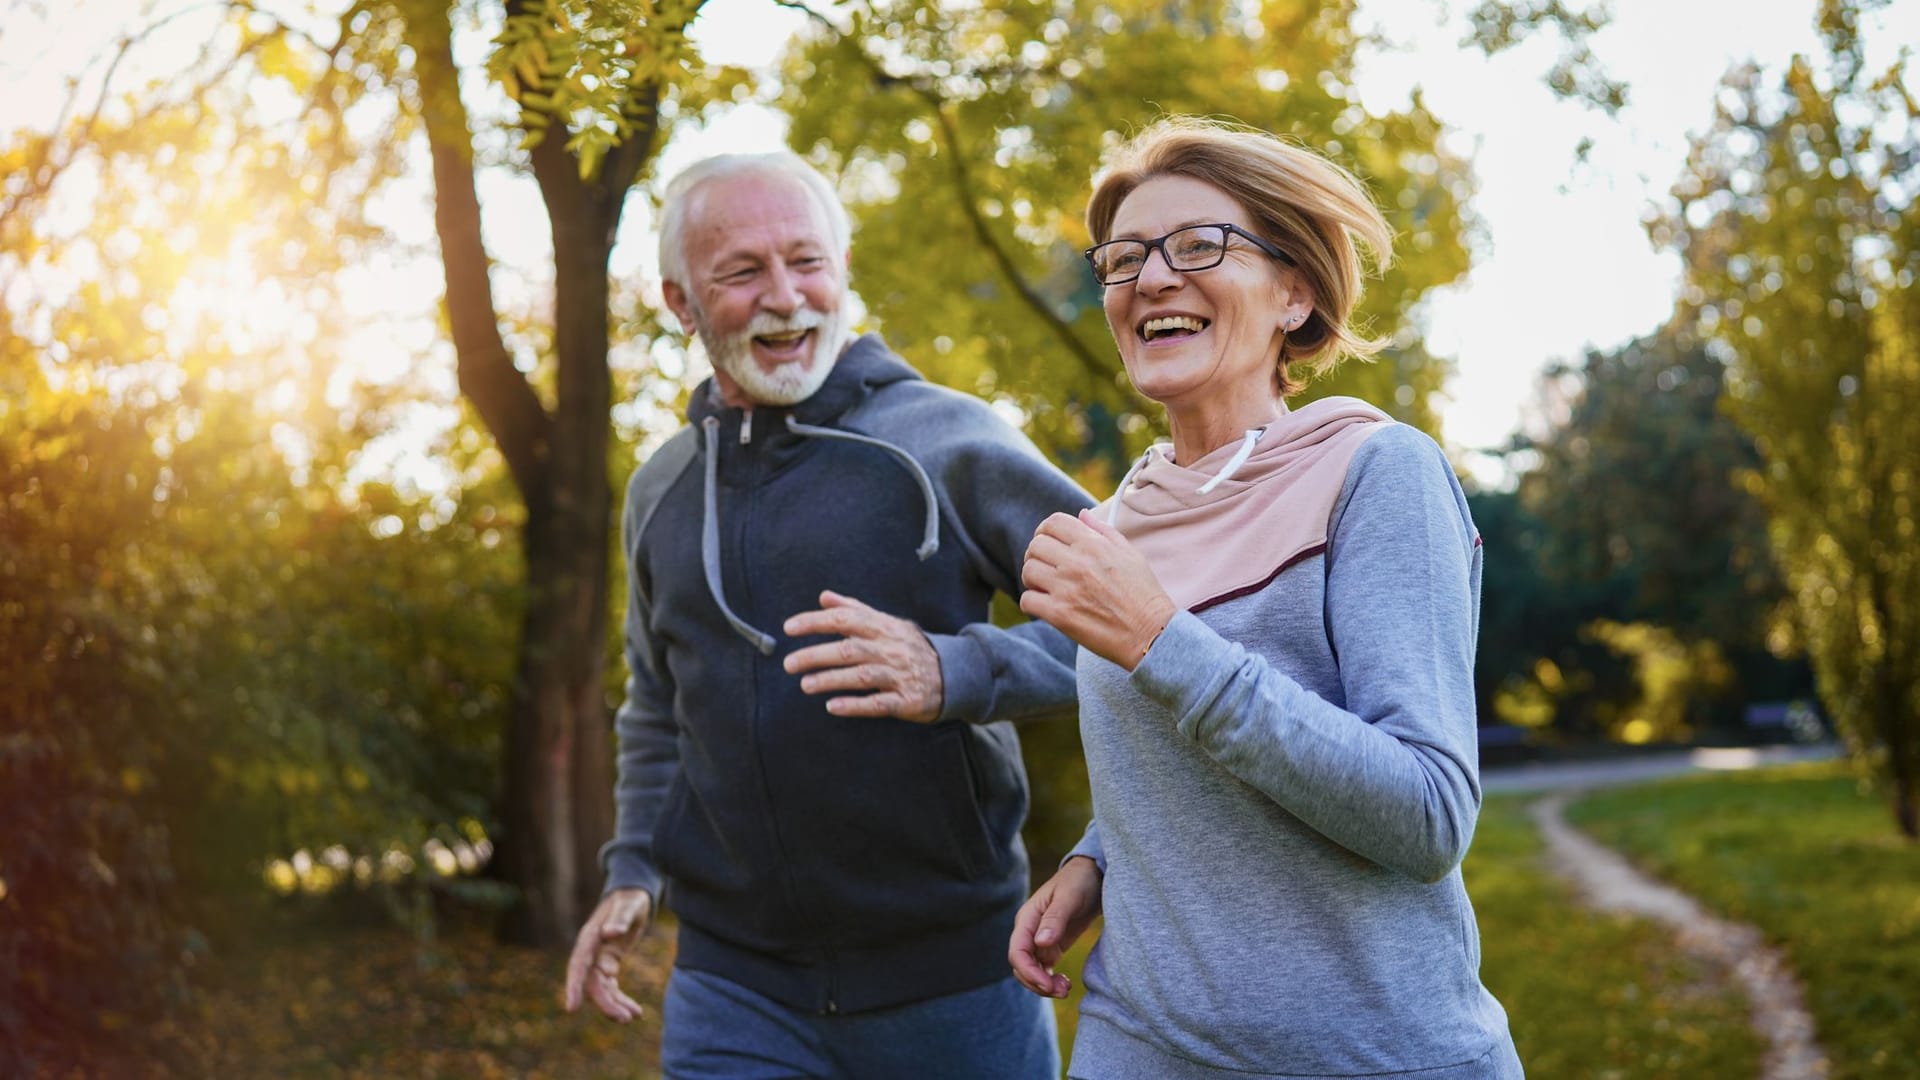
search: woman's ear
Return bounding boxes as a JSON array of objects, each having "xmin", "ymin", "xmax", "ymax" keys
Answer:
[{"xmin": 1275, "ymin": 269, "xmax": 1315, "ymax": 335}]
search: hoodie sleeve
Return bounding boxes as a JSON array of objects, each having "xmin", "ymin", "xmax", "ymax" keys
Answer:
[
  {"xmin": 597, "ymin": 455, "xmax": 689, "ymax": 901},
  {"xmin": 910, "ymin": 393, "xmax": 1096, "ymax": 724},
  {"xmin": 1126, "ymin": 425, "xmax": 1484, "ymax": 882},
  {"xmin": 1065, "ymin": 818, "xmax": 1106, "ymax": 873}
]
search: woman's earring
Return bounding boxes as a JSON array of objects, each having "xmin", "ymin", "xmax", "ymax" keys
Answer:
[{"xmin": 1287, "ymin": 313, "xmax": 1306, "ymax": 331}]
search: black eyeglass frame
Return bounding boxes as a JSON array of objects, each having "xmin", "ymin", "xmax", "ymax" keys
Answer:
[{"xmin": 1083, "ymin": 223, "xmax": 1294, "ymax": 286}]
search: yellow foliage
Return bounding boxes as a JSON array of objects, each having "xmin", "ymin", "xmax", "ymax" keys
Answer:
[
  {"xmin": 1493, "ymin": 677, "xmax": 1557, "ymax": 729},
  {"xmin": 1584, "ymin": 619, "xmax": 1730, "ymax": 744}
]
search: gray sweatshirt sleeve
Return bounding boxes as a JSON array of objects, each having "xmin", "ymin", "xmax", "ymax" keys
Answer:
[
  {"xmin": 1065, "ymin": 818, "xmax": 1106, "ymax": 872},
  {"xmin": 929, "ymin": 619, "xmax": 1083, "ymax": 724},
  {"xmin": 906, "ymin": 393, "xmax": 1094, "ymax": 725},
  {"xmin": 597, "ymin": 463, "xmax": 686, "ymax": 901},
  {"xmin": 1129, "ymin": 426, "xmax": 1483, "ymax": 882}
]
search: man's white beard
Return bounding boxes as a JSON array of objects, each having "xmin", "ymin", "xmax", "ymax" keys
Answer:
[{"xmin": 698, "ymin": 304, "xmax": 848, "ymax": 406}]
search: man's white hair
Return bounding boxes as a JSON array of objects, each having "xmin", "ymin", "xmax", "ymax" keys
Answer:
[{"xmin": 657, "ymin": 152, "xmax": 852, "ymax": 290}]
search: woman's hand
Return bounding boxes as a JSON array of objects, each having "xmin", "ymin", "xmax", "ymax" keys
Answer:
[
  {"xmin": 1020, "ymin": 509, "xmax": 1177, "ymax": 670},
  {"xmin": 1008, "ymin": 856, "xmax": 1104, "ymax": 998}
]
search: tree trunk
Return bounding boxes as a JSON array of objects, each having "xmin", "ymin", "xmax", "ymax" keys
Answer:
[
  {"xmin": 495, "ymin": 487, "xmax": 614, "ymax": 945},
  {"xmin": 1875, "ymin": 662, "xmax": 1919, "ymax": 840},
  {"xmin": 405, "ymin": 0, "xmax": 623, "ymax": 946},
  {"xmin": 494, "ymin": 149, "xmax": 624, "ymax": 946}
]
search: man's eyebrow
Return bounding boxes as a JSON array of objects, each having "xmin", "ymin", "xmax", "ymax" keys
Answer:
[{"xmin": 710, "ymin": 251, "xmax": 762, "ymax": 272}]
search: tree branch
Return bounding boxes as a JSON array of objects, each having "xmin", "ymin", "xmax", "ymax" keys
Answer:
[
  {"xmin": 770, "ymin": 0, "xmax": 1106, "ymax": 381},
  {"xmin": 916, "ymin": 94, "xmax": 1108, "ymax": 382},
  {"xmin": 405, "ymin": 0, "xmax": 552, "ymax": 497},
  {"xmin": 600, "ymin": 1, "xmax": 705, "ymax": 199},
  {"xmin": 600, "ymin": 76, "xmax": 665, "ymax": 202},
  {"xmin": 5, "ymin": 1, "xmax": 241, "ymax": 222}
]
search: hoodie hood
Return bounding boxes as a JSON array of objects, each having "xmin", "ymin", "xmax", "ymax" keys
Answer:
[
  {"xmin": 687, "ymin": 332, "xmax": 942, "ymax": 653},
  {"xmin": 1104, "ymin": 396, "xmax": 1391, "ymax": 611}
]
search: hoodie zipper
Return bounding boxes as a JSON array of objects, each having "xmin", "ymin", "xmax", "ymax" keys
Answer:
[{"xmin": 726, "ymin": 413, "xmax": 842, "ymax": 1013}]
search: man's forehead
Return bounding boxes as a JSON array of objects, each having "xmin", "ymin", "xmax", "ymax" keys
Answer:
[{"xmin": 686, "ymin": 174, "xmax": 830, "ymax": 241}]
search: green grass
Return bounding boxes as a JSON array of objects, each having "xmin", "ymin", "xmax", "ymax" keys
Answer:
[
  {"xmin": 1569, "ymin": 762, "xmax": 1920, "ymax": 1079},
  {"xmin": 1048, "ymin": 920, "xmax": 1097, "ymax": 1071},
  {"xmin": 1468, "ymin": 795, "xmax": 1764, "ymax": 1077},
  {"xmin": 184, "ymin": 769, "xmax": 1915, "ymax": 1078}
]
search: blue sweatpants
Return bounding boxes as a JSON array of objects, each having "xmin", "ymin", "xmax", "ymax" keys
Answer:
[{"xmin": 660, "ymin": 965, "xmax": 1060, "ymax": 1080}]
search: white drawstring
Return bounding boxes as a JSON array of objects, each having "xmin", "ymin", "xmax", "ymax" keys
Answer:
[
  {"xmin": 1195, "ymin": 427, "xmax": 1266, "ymax": 494},
  {"xmin": 1106, "ymin": 450, "xmax": 1153, "ymax": 526},
  {"xmin": 1109, "ymin": 425, "xmax": 1268, "ymax": 524}
]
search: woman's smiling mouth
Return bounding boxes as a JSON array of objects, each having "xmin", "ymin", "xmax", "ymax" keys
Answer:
[{"xmin": 1138, "ymin": 315, "xmax": 1210, "ymax": 343}]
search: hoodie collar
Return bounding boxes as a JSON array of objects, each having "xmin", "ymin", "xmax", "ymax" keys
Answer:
[
  {"xmin": 1105, "ymin": 396, "xmax": 1391, "ymax": 611},
  {"xmin": 685, "ymin": 332, "xmax": 942, "ymax": 654}
]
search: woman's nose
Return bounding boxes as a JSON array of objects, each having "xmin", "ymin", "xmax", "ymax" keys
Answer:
[{"xmin": 1134, "ymin": 246, "xmax": 1183, "ymax": 291}]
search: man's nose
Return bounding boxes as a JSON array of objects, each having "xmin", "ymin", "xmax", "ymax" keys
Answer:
[{"xmin": 762, "ymin": 264, "xmax": 802, "ymax": 315}]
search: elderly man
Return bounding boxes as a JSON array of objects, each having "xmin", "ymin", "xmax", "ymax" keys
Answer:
[{"xmin": 562, "ymin": 151, "xmax": 1091, "ymax": 1078}]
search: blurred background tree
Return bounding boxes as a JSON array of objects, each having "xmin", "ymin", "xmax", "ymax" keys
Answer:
[
  {"xmin": 1652, "ymin": 0, "xmax": 1919, "ymax": 835},
  {"xmin": 1472, "ymin": 328, "xmax": 1811, "ymax": 745},
  {"xmin": 0, "ymin": 0, "xmax": 709, "ymax": 1066}
]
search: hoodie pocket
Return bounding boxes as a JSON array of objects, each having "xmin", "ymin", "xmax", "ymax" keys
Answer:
[
  {"xmin": 650, "ymin": 776, "xmax": 691, "ymax": 882},
  {"xmin": 934, "ymin": 725, "xmax": 996, "ymax": 880}
]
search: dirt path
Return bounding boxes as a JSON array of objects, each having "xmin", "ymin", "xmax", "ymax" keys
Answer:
[{"xmin": 1529, "ymin": 793, "xmax": 1829, "ymax": 1080}]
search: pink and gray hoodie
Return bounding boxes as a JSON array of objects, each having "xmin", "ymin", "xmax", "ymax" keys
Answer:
[{"xmin": 1067, "ymin": 398, "xmax": 1523, "ymax": 1079}]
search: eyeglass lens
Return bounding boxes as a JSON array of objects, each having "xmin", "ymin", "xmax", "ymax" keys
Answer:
[{"xmin": 1091, "ymin": 225, "xmax": 1229, "ymax": 284}]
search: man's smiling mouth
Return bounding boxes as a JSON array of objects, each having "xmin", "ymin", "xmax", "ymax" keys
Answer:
[{"xmin": 755, "ymin": 329, "xmax": 813, "ymax": 352}]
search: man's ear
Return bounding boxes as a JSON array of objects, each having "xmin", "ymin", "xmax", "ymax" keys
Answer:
[{"xmin": 662, "ymin": 280, "xmax": 696, "ymax": 335}]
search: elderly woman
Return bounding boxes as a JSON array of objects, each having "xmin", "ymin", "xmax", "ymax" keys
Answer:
[{"xmin": 1010, "ymin": 118, "xmax": 1523, "ymax": 1079}]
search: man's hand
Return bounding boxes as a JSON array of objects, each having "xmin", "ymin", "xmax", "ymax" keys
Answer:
[
  {"xmin": 564, "ymin": 888, "xmax": 653, "ymax": 1023},
  {"xmin": 783, "ymin": 590, "xmax": 942, "ymax": 722},
  {"xmin": 1009, "ymin": 856, "xmax": 1103, "ymax": 998}
]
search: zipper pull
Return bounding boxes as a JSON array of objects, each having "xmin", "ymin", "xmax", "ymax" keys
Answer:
[{"xmin": 740, "ymin": 406, "xmax": 753, "ymax": 445}]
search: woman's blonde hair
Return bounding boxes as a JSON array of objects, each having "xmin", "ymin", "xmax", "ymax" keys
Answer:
[{"xmin": 1086, "ymin": 117, "xmax": 1393, "ymax": 395}]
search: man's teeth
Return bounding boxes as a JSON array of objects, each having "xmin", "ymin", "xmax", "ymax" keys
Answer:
[
  {"xmin": 757, "ymin": 330, "xmax": 810, "ymax": 346},
  {"xmin": 1141, "ymin": 316, "xmax": 1207, "ymax": 340}
]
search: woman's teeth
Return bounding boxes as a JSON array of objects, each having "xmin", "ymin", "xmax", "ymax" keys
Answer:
[{"xmin": 1141, "ymin": 316, "xmax": 1207, "ymax": 341}]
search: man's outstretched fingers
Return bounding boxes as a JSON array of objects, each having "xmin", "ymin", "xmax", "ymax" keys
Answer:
[
  {"xmin": 588, "ymin": 970, "xmax": 640, "ymax": 1023},
  {"xmin": 818, "ymin": 589, "xmax": 872, "ymax": 612},
  {"xmin": 564, "ymin": 924, "xmax": 599, "ymax": 1012},
  {"xmin": 825, "ymin": 690, "xmax": 904, "ymax": 717},
  {"xmin": 799, "ymin": 661, "xmax": 882, "ymax": 695}
]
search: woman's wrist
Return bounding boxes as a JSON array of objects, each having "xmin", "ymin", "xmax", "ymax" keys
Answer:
[
  {"xmin": 1125, "ymin": 598, "xmax": 1178, "ymax": 671},
  {"xmin": 1063, "ymin": 854, "xmax": 1105, "ymax": 880}
]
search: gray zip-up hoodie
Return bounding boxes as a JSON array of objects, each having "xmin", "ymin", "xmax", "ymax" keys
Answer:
[{"xmin": 1066, "ymin": 415, "xmax": 1522, "ymax": 1079}]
